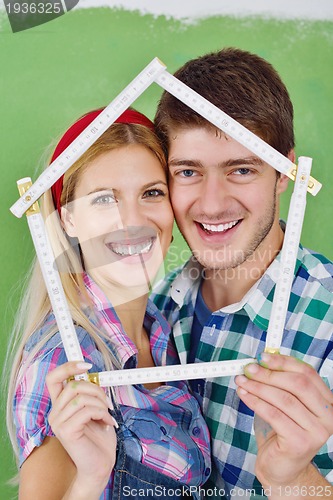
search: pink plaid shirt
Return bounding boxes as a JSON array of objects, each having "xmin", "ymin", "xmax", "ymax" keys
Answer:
[{"xmin": 14, "ymin": 273, "xmax": 211, "ymax": 498}]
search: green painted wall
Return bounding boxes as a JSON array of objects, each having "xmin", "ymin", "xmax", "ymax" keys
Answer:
[{"xmin": 1, "ymin": 8, "xmax": 332, "ymax": 496}]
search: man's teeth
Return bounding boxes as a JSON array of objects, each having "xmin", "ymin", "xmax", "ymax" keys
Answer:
[
  {"xmin": 201, "ymin": 220, "xmax": 238, "ymax": 232},
  {"xmin": 110, "ymin": 238, "xmax": 154, "ymax": 256}
]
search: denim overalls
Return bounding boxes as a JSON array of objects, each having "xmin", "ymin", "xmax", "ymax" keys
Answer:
[{"xmin": 109, "ymin": 392, "xmax": 200, "ymax": 499}]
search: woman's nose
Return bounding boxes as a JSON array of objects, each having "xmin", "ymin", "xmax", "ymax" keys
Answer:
[{"xmin": 117, "ymin": 200, "xmax": 148, "ymax": 228}]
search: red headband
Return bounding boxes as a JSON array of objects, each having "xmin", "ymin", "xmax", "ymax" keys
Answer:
[{"xmin": 50, "ymin": 108, "xmax": 154, "ymax": 214}]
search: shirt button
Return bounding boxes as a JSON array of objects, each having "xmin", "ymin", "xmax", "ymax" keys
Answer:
[
  {"xmin": 192, "ymin": 426, "xmax": 201, "ymax": 436},
  {"xmin": 160, "ymin": 426, "xmax": 167, "ymax": 435},
  {"xmin": 205, "ymin": 467, "xmax": 211, "ymax": 477}
]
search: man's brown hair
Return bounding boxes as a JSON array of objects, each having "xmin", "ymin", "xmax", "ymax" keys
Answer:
[{"xmin": 155, "ymin": 47, "xmax": 294, "ymax": 158}]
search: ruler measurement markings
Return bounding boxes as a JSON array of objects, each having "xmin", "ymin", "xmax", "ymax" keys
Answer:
[
  {"xmin": 96, "ymin": 358, "xmax": 256, "ymax": 387},
  {"xmin": 28, "ymin": 214, "xmax": 85, "ymax": 364},
  {"xmin": 265, "ymin": 157, "xmax": 311, "ymax": 352},
  {"xmin": 18, "ymin": 179, "xmax": 87, "ymax": 380}
]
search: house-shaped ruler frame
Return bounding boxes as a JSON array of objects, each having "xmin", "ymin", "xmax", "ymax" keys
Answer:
[{"xmin": 11, "ymin": 58, "xmax": 320, "ymax": 386}]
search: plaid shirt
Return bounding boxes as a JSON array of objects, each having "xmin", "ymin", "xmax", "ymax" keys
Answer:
[
  {"xmin": 14, "ymin": 273, "xmax": 211, "ymax": 498},
  {"xmin": 151, "ymin": 245, "xmax": 333, "ymax": 498}
]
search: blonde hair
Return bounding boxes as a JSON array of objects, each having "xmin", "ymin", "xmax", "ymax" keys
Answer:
[{"xmin": 5, "ymin": 118, "xmax": 167, "ymax": 464}]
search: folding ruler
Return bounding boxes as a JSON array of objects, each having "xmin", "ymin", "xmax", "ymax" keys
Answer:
[{"xmin": 12, "ymin": 58, "xmax": 316, "ymax": 386}]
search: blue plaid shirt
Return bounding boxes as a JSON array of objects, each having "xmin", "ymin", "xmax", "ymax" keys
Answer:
[{"xmin": 151, "ymin": 245, "xmax": 333, "ymax": 498}]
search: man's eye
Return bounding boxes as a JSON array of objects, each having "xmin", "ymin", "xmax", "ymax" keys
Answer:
[
  {"xmin": 180, "ymin": 169, "xmax": 195, "ymax": 177},
  {"xmin": 233, "ymin": 168, "xmax": 251, "ymax": 175},
  {"xmin": 143, "ymin": 189, "xmax": 165, "ymax": 198}
]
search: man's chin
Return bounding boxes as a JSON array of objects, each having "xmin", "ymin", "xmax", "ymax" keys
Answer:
[{"xmin": 193, "ymin": 251, "xmax": 247, "ymax": 271}]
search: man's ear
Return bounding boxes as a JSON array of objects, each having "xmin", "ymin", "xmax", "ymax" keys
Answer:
[
  {"xmin": 276, "ymin": 149, "xmax": 295, "ymax": 194},
  {"xmin": 288, "ymin": 149, "xmax": 296, "ymax": 164},
  {"xmin": 61, "ymin": 206, "xmax": 77, "ymax": 238}
]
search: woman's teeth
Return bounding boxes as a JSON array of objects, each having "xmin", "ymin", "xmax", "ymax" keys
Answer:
[
  {"xmin": 109, "ymin": 238, "xmax": 154, "ymax": 256},
  {"xmin": 201, "ymin": 220, "xmax": 239, "ymax": 233}
]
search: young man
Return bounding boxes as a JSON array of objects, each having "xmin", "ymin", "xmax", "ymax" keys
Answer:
[{"xmin": 152, "ymin": 48, "xmax": 333, "ymax": 498}]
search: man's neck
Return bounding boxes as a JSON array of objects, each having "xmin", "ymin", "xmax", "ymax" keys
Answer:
[{"xmin": 202, "ymin": 226, "xmax": 284, "ymax": 311}]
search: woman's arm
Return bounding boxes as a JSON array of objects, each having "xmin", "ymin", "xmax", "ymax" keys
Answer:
[
  {"xmin": 19, "ymin": 436, "xmax": 76, "ymax": 499},
  {"xmin": 19, "ymin": 361, "xmax": 117, "ymax": 500}
]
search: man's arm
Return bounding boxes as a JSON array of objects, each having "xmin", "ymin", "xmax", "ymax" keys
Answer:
[{"xmin": 235, "ymin": 353, "xmax": 333, "ymax": 499}]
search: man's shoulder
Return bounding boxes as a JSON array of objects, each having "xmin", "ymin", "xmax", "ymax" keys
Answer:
[{"xmin": 298, "ymin": 246, "xmax": 333, "ymax": 294}]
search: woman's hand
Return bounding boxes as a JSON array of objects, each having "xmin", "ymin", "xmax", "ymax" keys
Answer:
[{"xmin": 46, "ymin": 361, "xmax": 118, "ymax": 497}]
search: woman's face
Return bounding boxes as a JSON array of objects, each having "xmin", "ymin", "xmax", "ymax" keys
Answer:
[{"xmin": 62, "ymin": 144, "xmax": 174, "ymax": 293}]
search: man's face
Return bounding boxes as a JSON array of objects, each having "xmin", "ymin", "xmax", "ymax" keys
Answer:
[{"xmin": 168, "ymin": 126, "xmax": 289, "ymax": 271}]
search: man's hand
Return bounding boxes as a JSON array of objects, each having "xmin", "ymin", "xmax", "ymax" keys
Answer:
[{"xmin": 235, "ymin": 353, "xmax": 333, "ymax": 497}]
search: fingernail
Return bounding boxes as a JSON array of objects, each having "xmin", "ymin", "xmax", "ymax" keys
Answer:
[
  {"xmin": 76, "ymin": 362, "xmax": 93, "ymax": 370},
  {"xmin": 236, "ymin": 375, "xmax": 248, "ymax": 385},
  {"xmin": 244, "ymin": 363, "xmax": 259, "ymax": 376},
  {"xmin": 257, "ymin": 352, "xmax": 271, "ymax": 366},
  {"xmin": 111, "ymin": 416, "xmax": 119, "ymax": 429},
  {"xmin": 105, "ymin": 418, "xmax": 119, "ymax": 431}
]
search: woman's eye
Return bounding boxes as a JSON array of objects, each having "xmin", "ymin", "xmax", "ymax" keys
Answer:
[
  {"xmin": 143, "ymin": 189, "xmax": 165, "ymax": 198},
  {"xmin": 93, "ymin": 194, "xmax": 116, "ymax": 205}
]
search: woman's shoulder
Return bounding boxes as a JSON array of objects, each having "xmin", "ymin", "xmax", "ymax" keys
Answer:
[{"xmin": 22, "ymin": 313, "xmax": 105, "ymax": 372}]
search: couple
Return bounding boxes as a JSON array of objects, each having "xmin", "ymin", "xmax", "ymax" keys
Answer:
[{"xmin": 7, "ymin": 48, "xmax": 333, "ymax": 499}]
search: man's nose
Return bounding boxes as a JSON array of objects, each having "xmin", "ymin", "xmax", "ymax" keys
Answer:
[{"xmin": 199, "ymin": 174, "xmax": 231, "ymax": 216}]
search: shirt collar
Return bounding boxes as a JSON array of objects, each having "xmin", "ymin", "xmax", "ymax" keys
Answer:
[
  {"xmin": 171, "ymin": 246, "xmax": 305, "ymax": 331},
  {"xmin": 170, "ymin": 256, "xmax": 202, "ymax": 305}
]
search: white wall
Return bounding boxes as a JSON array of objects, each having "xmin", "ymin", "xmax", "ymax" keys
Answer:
[{"xmin": 78, "ymin": 0, "xmax": 333, "ymax": 20}]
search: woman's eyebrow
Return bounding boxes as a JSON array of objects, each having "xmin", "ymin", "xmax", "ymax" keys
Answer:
[
  {"xmin": 86, "ymin": 187, "xmax": 114, "ymax": 196},
  {"xmin": 86, "ymin": 180, "xmax": 168, "ymax": 196},
  {"xmin": 140, "ymin": 180, "xmax": 168, "ymax": 189}
]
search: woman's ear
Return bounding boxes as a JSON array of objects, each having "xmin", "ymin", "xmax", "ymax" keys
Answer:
[{"xmin": 61, "ymin": 206, "xmax": 77, "ymax": 238}]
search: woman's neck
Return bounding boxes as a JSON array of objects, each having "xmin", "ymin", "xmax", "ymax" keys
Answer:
[
  {"xmin": 94, "ymin": 277, "xmax": 161, "ymax": 388},
  {"xmin": 114, "ymin": 295, "xmax": 148, "ymax": 348}
]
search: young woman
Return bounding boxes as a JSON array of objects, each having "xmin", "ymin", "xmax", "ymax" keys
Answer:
[{"xmin": 6, "ymin": 108, "xmax": 211, "ymax": 499}]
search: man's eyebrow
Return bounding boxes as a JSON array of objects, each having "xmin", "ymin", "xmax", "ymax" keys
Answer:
[
  {"xmin": 223, "ymin": 156, "xmax": 264, "ymax": 167},
  {"xmin": 168, "ymin": 159, "xmax": 203, "ymax": 168},
  {"xmin": 168, "ymin": 156, "xmax": 264, "ymax": 169}
]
